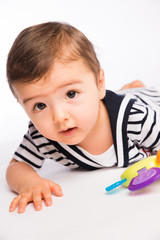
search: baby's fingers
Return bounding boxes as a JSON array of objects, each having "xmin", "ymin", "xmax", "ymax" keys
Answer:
[
  {"xmin": 41, "ymin": 188, "xmax": 53, "ymax": 207},
  {"xmin": 9, "ymin": 195, "xmax": 21, "ymax": 212},
  {"xmin": 18, "ymin": 195, "xmax": 30, "ymax": 213},
  {"xmin": 49, "ymin": 181, "xmax": 63, "ymax": 197},
  {"xmin": 9, "ymin": 195, "xmax": 30, "ymax": 214},
  {"xmin": 32, "ymin": 190, "xmax": 43, "ymax": 211}
]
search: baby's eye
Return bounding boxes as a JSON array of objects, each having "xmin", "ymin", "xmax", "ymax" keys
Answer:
[
  {"xmin": 34, "ymin": 103, "xmax": 46, "ymax": 111},
  {"xmin": 66, "ymin": 91, "xmax": 78, "ymax": 99}
]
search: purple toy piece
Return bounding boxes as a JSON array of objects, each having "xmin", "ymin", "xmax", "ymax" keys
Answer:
[{"xmin": 128, "ymin": 167, "xmax": 160, "ymax": 191}]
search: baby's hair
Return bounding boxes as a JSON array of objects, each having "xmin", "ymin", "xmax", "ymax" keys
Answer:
[{"xmin": 7, "ymin": 21, "xmax": 100, "ymax": 94}]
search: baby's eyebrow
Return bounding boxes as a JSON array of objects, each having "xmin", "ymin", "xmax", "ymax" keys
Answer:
[
  {"xmin": 23, "ymin": 95, "xmax": 41, "ymax": 104},
  {"xmin": 22, "ymin": 80, "xmax": 82, "ymax": 104},
  {"xmin": 56, "ymin": 79, "xmax": 82, "ymax": 91}
]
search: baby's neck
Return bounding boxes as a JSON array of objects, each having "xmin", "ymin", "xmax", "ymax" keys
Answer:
[{"xmin": 79, "ymin": 138, "xmax": 113, "ymax": 155}]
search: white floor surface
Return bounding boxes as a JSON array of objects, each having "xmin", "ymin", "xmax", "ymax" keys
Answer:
[{"xmin": 0, "ymin": 1, "xmax": 160, "ymax": 239}]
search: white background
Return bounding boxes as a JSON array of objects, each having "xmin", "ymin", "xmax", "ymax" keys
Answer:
[{"xmin": 0, "ymin": 0, "xmax": 160, "ymax": 240}]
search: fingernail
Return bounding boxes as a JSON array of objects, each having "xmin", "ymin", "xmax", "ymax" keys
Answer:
[
  {"xmin": 36, "ymin": 205, "xmax": 42, "ymax": 211},
  {"xmin": 9, "ymin": 207, "xmax": 14, "ymax": 212},
  {"xmin": 47, "ymin": 200, "xmax": 52, "ymax": 206},
  {"xmin": 59, "ymin": 191, "xmax": 64, "ymax": 196},
  {"xmin": 18, "ymin": 208, "xmax": 24, "ymax": 213}
]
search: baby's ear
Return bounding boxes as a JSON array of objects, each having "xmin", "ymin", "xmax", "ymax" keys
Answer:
[{"xmin": 98, "ymin": 69, "xmax": 105, "ymax": 99}]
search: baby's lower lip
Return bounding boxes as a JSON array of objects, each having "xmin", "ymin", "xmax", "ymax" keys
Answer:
[{"xmin": 59, "ymin": 127, "xmax": 77, "ymax": 136}]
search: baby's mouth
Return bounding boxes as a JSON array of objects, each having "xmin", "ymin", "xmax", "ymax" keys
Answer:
[{"xmin": 59, "ymin": 127, "xmax": 77, "ymax": 136}]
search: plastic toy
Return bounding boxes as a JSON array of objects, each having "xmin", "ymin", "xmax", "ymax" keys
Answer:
[{"xmin": 105, "ymin": 150, "xmax": 160, "ymax": 192}]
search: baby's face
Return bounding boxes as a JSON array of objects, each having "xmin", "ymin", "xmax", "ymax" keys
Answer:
[{"xmin": 12, "ymin": 59, "xmax": 105, "ymax": 147}]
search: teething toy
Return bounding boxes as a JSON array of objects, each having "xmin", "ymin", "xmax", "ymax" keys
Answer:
[{"xmin": 106, "ymin": 150, "xmax": 160, "ymax": 192}]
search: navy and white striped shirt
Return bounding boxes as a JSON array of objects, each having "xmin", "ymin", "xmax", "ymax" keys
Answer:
[{"xmin": 13, "ymin": 87, "xmax": 160, "ymax": 170}]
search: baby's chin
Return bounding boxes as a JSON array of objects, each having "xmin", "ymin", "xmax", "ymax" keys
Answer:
[
  {"xmin": 45, "ymin": 136, "xmax": 82, "ymax": 146},
  {"xmin": 47, "ymin": 138, "xmax": 81, "ymax": 146}
]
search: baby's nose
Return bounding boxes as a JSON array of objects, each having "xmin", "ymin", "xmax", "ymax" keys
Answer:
[{"xmin": 53, "ymin": 107, "xmax": 70, "ymax": 124}]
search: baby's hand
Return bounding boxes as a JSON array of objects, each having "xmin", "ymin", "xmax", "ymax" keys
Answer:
[{"xmin": 9, "ymin": 177, "xmax": 63, "ymax": 214}]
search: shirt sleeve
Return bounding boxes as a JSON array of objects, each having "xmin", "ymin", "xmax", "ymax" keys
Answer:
[
  {"xmin": 127, "ymin": 101, "xmax": 160, "ymax": 156},
  {"xmin": 13, "ymin": 123, "xmax": 46, "ymax": 171}
]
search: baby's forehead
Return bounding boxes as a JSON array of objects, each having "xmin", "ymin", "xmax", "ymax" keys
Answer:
[
  {"xmin": 12, "ymin": 60, "xmax": 97, "ymax": 105},
  {"xmin": 12, "ymin": 58, "xmax": 95, "ymax": 101},
  {"xmin": 45, "ymin": 58, "xmax": 91, "ymax": 76}
]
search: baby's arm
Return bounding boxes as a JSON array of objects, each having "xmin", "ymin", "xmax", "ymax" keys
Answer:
[{"xmin": 6, "ymin": 158, "xmax": 63, "ymax": 213}]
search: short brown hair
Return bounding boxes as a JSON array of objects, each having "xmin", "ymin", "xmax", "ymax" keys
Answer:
[{"xmin": 7, "ymin": 22, "xmax": 100, "ymax": 92}]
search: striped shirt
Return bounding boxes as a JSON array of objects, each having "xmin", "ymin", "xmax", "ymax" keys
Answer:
[{"xmin": 13, "ymin": 87, "xmax": 160, "ymax": 170}]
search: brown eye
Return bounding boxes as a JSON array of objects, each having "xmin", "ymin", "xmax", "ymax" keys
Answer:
[
  {"xmin": 34, "ymin": 103, "xmax": 46, "ymax": 111},
  {"xmin": 66, "ymin": 91, "xmax": 77, "ymax": 99}
]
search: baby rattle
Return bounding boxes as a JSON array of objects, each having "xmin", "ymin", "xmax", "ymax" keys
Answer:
[{"xmin": 106, "ymin": 150, "xmax": 160, "ymax": 192}]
